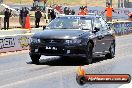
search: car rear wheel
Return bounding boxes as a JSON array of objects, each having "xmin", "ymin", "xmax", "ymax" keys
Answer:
[
  {"xmin": 105, "ymin": 42, "xmax": 115, "ymax": 59},
  {"xmin": 30, "ymin": 54, "xmax": 41, "ymax": 64},
  {"xmin": 85, "ymin": 43, "xmax": 93, "ymax": 64}
]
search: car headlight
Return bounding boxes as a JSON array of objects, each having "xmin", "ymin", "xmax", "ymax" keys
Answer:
[
  {"xmin": 31, "ymin": 38, "xmax": 40, "ymax": 43},
  {"xmin": 72, "ymin": 39, "xmax": 82, "ymax": 44},
  {"xmin": 65, "ymin": 40, "xmax": 72, "ymax": 44},
  {"xmin": 65, "ymin": 39, "xmax": 81, "ymax": 44}
]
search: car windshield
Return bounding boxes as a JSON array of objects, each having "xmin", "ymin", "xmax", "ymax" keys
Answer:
[{"xmin": 46, "ymin": 17, "xmax": 92, "ymax": 30}]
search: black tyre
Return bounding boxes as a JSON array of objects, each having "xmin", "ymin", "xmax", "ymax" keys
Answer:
[
  {"xmin": 30, "ymin": 54, "xmax": 41, "ymax": 64},
  {"xmin": 105, "ymin": 42, "xmax": 115, "ymax": 59},
  {"xmin": 85, "ymin": 43, "xmax": 93, "ymax": 64}
]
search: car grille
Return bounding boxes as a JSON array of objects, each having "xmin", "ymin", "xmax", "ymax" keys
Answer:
[{"xmin": 41, "ymin": 39, "xmax": 65, "ymax": 44}]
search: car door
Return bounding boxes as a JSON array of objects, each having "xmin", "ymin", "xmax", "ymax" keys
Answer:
[
  {"xmin": 98, "ymin": 17, "xmax": 114, "ymax": 52},
  {"xmin": 93, "ymin": 18, "xmax": 106, "ymax": 53}
]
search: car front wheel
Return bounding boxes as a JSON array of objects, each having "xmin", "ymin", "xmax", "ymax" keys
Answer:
[
  {"xmin": 85, "ymin": 43, "xmax": 93, "ymax": 64},
  {"xmin": 30, "ymin": 54, "xmax": 41, "ymax": 64}
]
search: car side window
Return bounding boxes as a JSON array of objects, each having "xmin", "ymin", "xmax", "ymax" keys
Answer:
[
  {"xmin": 94, "ymin": 17, "xmax": 109, "ymax": 34},
  {"xmin": 94, "ymin": 18, "xmax": 102, "ymax": 30},
  {"xmin": 99, "ymin": 17, "xmax": 109, "ymax": 31}
]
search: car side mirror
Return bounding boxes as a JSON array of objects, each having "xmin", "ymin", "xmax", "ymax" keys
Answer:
[
  {"xmin": 43, "ymin": 26, "xmax": 46, "ymax": 30},
  {"xmin": 92, "ymin": 27, "xmax": 100, "ymax": 33}
]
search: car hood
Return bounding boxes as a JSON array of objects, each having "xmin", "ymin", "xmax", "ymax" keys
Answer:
[{"xmin": 33, "ymin": 29, "xmax": 90, "ymax": 39}]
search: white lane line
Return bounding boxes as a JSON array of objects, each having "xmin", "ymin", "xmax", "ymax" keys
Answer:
[{"xmin": 118, "ymin": 80, "xmax": 132, "ymax": 88}]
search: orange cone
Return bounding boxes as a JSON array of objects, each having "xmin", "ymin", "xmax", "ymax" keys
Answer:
[
  {"xmin": 77, "ymin": 66, "xmax": 86, "ymax": 76},
  {"xmin": 25, "ymin": 15, "xmax": 31, "ymax": 30}
]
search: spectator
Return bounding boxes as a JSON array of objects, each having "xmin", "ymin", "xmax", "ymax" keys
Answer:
[
  {"xmin": 35, "ymin": 9, "xmax": 42, "ymax": 28},
  {"xmin": 65, "ymin": 8, "xmax": 68, "ymax": 15},
  {"xmin": 84, "ymin": 6, "xmax": 88, "ymax": 15},
  {"xmin": 65, "ymin": 7, "xmax": 70, "ymax": 15},
  {"xmin": 71, "ymin": 9, "xmax": 75, "ymax": 15},
  {"xmin": 128, "ymin": 12, "xmax": 132, "ymax": 21},
  {"xmin": 69, "ymin": 9, "xmax": 72, "ymax": 15},
  {"xmin": 64, "ymin": 7, "xmax": 67, "ymax": 15},
  {"xmin": 19, "ymin": 7, "xmax": 24, "ymax": 28},
  {"xmin": 104, "ymin": 3, "xmax": 115, "ymax": 22},
  {"xmin": 50, "ymin": 9, "xmax": 56, "ymax": 21},
  {"xmin": 48, "ymin": 9, "xmax": 51, "ymax": 19},
  {"xmin": 24, "ymin": 7, "xmax": 29, "ymax": 17},
  {"xmin": 23, "ymin": 7, "xmax": 29, "ymax": 28},
  {"xmin": 54, "ymin": 5, "xmax": 63, "ymax": 13},
  {"xmin": 4, "ymin": 8, "xmax": 11, "ymax": 30},
  {"xmin": 67, "ymin": 8, "xmax": 71, "ymax": 15},
  {"xmin": 78, "ymin": 6, "xmax": 87, "ymax": 15}
]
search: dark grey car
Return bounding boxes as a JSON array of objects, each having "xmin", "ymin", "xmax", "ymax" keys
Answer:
[{"xmin": 29, "ymin": 15, "xmax": 115, "ymax": 64}]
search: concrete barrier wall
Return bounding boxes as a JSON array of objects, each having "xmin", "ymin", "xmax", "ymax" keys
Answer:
[
  {"xmin": 108, "ymin": 21, "xmax": 132, "ymax": 36},
  {"xmin": 0, "ymin": 33, "xmax": 33, "ymax": 53}
]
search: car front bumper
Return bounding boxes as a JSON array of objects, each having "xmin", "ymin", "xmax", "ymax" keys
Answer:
[{"xmin": 29, "ymin": 43, "xmax": 87, "ymax": 57}]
